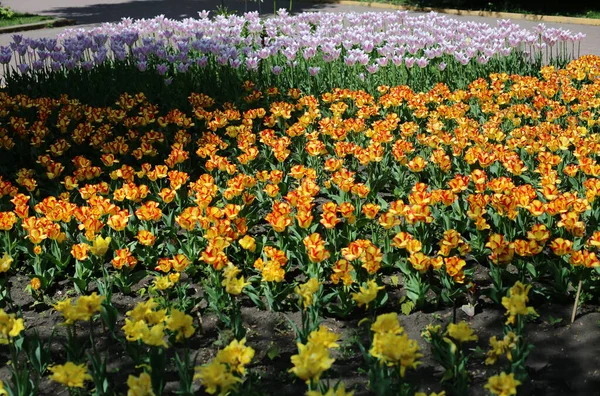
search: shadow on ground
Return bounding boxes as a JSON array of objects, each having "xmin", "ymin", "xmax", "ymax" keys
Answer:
[{"xmin": 31, "ymin": 0, "xmax": 336, "ymax": 24}]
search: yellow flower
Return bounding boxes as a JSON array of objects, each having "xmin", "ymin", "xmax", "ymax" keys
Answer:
[
  {"xmin": 54, "ymin": 294, "xmax": 104, "ymax": 324},
  {"xmin": 89, "ymin": 235, "xmax": 111, "ymax": 257},
  {"xmin": 142, "ymin": 323, "xmax": 168, "ymax": 348},
  {"xmin": 307, "ymin": 325, "xmax": 340, "ymax": 349},
  {"xmin": 223, "ymin": 274, "xmax": 249, "ymax": 295},
  {"xmin": 123, "ymin": 319, "xmax": 149, "ymax": 343},
  {"xmin": 194, "ymin": 360, "xmax": 241, "ymax": 395},
  {"xmin": 0, "ymin": 309, "xmax": 25, "ymax": 344},
  {"xmin": 165, "ymin": 309, "xmax": 195, "ymax": 342},
  {"xmin": 0, "ymin": 252, "xmax": 13, "ymax": 273},
  {"xmin": 215, "ymin": 338, "xmax": 255, "ymax": 375},
  {"xmin": 351, "ymin": 280, "xmax": 384, "ymax": 309},
  {"xmin": 223, "ymin": 263, "xmax": 241, "ymax": 280},
  {"xmin": 54, "ymin": 298, "xmax": 83, "ymax": 324},
  {"xmin": 0, "ymin": 380, "xmax": 7, "ymax": 396},
  {"xmin": 485, "ymin": 332, "xmax": 518, "ymax": 365},
  {"xmin": 153, "ymin": 275, "xmax": 174, "ymax": 291},
  {"xmin": 48, "ymin": 362, "xmax": 92, "ymax": 389},
  {"xmin": 371, "ymin": 313, "xmax": 404, "ymax": 335},
  {"xmin": 484, "ymin": 372, "xmax": 521, "ymax": 396},
  {"xmin": 168, "ymin": 272, "xmax": 181, "ymax": 284},
  {"xmin": 295, "ymin": 278, "xmax": 321, "ymax": 309},
  {"xmin": 370, "ymin": 332, "xmax": 423, "ymax": 377},
  {"xmin": 446, "ymin": 321, "xmax": 478, "ymax": 343},
  {"xmin": 238, "ymin": 235, "xmax": 256, "ymax": 252},
  {"xmin": 74, "ymin": 293, "xmax": 105, "ymax": 321},
  {"xmin": 222, "ymin": 264, "xmax": 249, "ymax": 295},
  {"xmin": 306, "ymin": 383, "xmax": 354, "ymax": 396},
  {"xmin": 421, "ymin": 324, "xmax": 441, "ymax": 341},
  {"xmin": 126, "ymin": 299, "xmax": 166, "ymax": 325},
  {"xmin": 501, "ymin": 282, "xmax": 537, "ymax": 325},
  {"xmin": 127, "ymin": 372, "xmax": 155, "ymax": 396},
  {"xmin": 290, "ymin": 342, "xmax": 335, "ymax": 384}
]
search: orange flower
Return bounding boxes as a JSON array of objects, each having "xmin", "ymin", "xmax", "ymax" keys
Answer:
[
  {"xmin": 486, "ymin": 234, "xmax": 515, "ymax": 264},
  {"xmin": 135, "ymin": 201, "xmax": 163, "ymax": 222},
  {"xmin": 439, "ymin": 229, "xmax": 461, "ymax": 256},
  {"xmin": 265, "ymin": 202, "xmax": 292, "ymax": 233},
  {"xmin": 107, "ymin": 211, "xmax": 130, "ymax": 231},
  {"xmin": 525, "ymin": 224, "xmax": 549, "ymax": 244},
  {"xmin": 362, "ymin": 204, "xmax": 380, "ymax": 219},
  {"xmin": 30, "ymin": 277, "xmax": 41, "ymax": 291},
  {"xmin": 407, "ymin": 156, "xmax": 427, "ymax": 172},
  {"xmin": 406, "ymin": 239, "xmax": 422, "ymax": 254},
  {"xmin": 514, "ymin": 239, "xmax": 542, "ymax": 257},
  {"xmin": 408, "ymin": 252, "xmax": 430, "ymax": 272},
  {"xmin": 320, "ymin": 211, "xmax": 340, "ymax": 230},
  {"xmin": 264, "ymin": 184, "xmax": 280, "ymax": 198},
  {"xmin": 136, "ymin": 230, "xmax": 157, "ymax": 246},
  {"xmin": 70, "ymin": 243, "xmax": 90, "ymax": 261},
  {"xmin": 331, "ymin": 259, "xmax": 354, "ymax": 286},
  {"xmin": 378, "ymin": 211, "xmax": 398, "ymax": 229},
  {"xmin": 444, "ymin": 256, "xmax": 466, "ymax": 283},
  {"xmin": 155, "ymin": 257, "xmax": 172, "ymax": 272},
  {"xmin": 557, "ymin": 211, "xmax": 586, "ymax": 237},
  {"xmin": 0, "ymin": 211, "xmax": 17, "ymax": 231},
  {"xmin": 296, "ymin": 209, "xmax": 314, "ymax": 229},
  {"xmin": 158, "ymin": 188, "xmax": 176, "ymax": 203},
  {"xmin": 112, "ymin": 248, "xmax": 138, "ymax": 270},
  {"xmin": 303, "ymin": 233, "xmax": 330, "ymax": 263},
  {"xmin": 351, "ymin": 183, "xmax": 370, "ymax": 198},
  {"xmin": 549, "ymin": 238, "xmax": 573, "ymax": 256},
  {"xmin": 171, "ymin": 254, "xmax": 191, "ymax": 272}
]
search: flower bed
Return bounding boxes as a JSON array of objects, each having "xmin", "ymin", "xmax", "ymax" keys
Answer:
[
  {"xmin": 1, "ymin": 48, "xmax": 600, "ymax": 394},
  {"xmin": 2, "ymin": 11, "xmax": 585, "ymax": 108}
]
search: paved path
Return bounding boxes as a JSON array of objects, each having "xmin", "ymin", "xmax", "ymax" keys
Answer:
[{"xmin": 1, "ymin": 0, "xmax": 599, "ymax": 57}]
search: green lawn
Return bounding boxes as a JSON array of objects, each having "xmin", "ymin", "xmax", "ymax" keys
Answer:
[
  {"xmin": 360, "ymin": 0, "xmax": 600, "ymax": 19},
  {"xmin": 0, "ymin": 14, "xmax": 53, "ymax": 28}
]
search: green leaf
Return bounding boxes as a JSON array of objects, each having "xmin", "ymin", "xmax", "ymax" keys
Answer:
[
  {"xmin": 266, "ymin": 343, "xmax": 281, "ymax": 360},
  {"xmin": 401, "ymin": 300, "xmax": 414, "ymax": 316},
  {"xmin": 526, "ymin": 262, "xmax": 537, "ymax": 277}
]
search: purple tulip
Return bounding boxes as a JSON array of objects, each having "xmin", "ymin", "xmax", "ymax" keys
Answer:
[
  {"xmin": 271, "ymin": 65, "xmax": 283, "ymax": 75},
  {"xmin": 308, "ymin": 66, "xmax": 320, "ymax": 76},
  {"xmin": 156, "ymin": 64, "xmax": 168, "ymax": 75}
]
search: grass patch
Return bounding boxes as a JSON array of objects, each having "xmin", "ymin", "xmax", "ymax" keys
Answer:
[
  {"xmin": 359, "ymin": 0, "xmax": 600, "ymax": 19},
  {"xmin": 0, "ymin": 13, "xmax": 53, "ymax": 28}
]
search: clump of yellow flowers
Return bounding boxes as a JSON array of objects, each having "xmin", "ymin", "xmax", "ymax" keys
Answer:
[
  {"xmin": 446, "ymin": 321, "xmax": 479, "ymax": 344},
  {"xmin": 53, "ymin": 292, "xmax": 105, "ymax": 324},
  {"xmin": 290, "ymin": 325, "xmax": 340, "ymax": 386},
  {"xmin": 501, "ymin": 281, "xmax": 537, "ymax": 325},
  {"xmin": 194, "ymin": 338, "xmax": 255, "ymax": 395},
  {"xmin": 307, "ymin": 383, "xmax": 354, "ymax": 396},
  {"xmin": 0, "ymin": 308, "xmax": 25, "ymax": 344},
  {"xmin": 0, "ymin": 252, "xmax": 13, "ymax": 273},
  {"xmin": 122, "ymin": 298, "xmax": 195, "ymax": 347},
  {"xmin": 222, "ymin": 263, "xmax": 250, "ymax": 295},
  {"xmin": 485, "ymin": 332, "xmax": 518, "ymax": 365},
  {"xmin": 369, "ymin": 313, "xmax": 422, "ymax": 377},
  {"xmin": 352, "ymin": 280, "xmax": 385, "ymax": 309},
  {"xmin": 295, "ymin": 278, "xmax": 321, "ymax": 309},
  {"xmin": 485, "ymin": 372, "xmax": 521, "ymax": 396},
  {"xmin": 127, "ymin": 372, "xmax": 155, "ymax": 396},
  {"xmin": 48, "ymin": 361, "xmax": 93, "ymax": 389}
]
